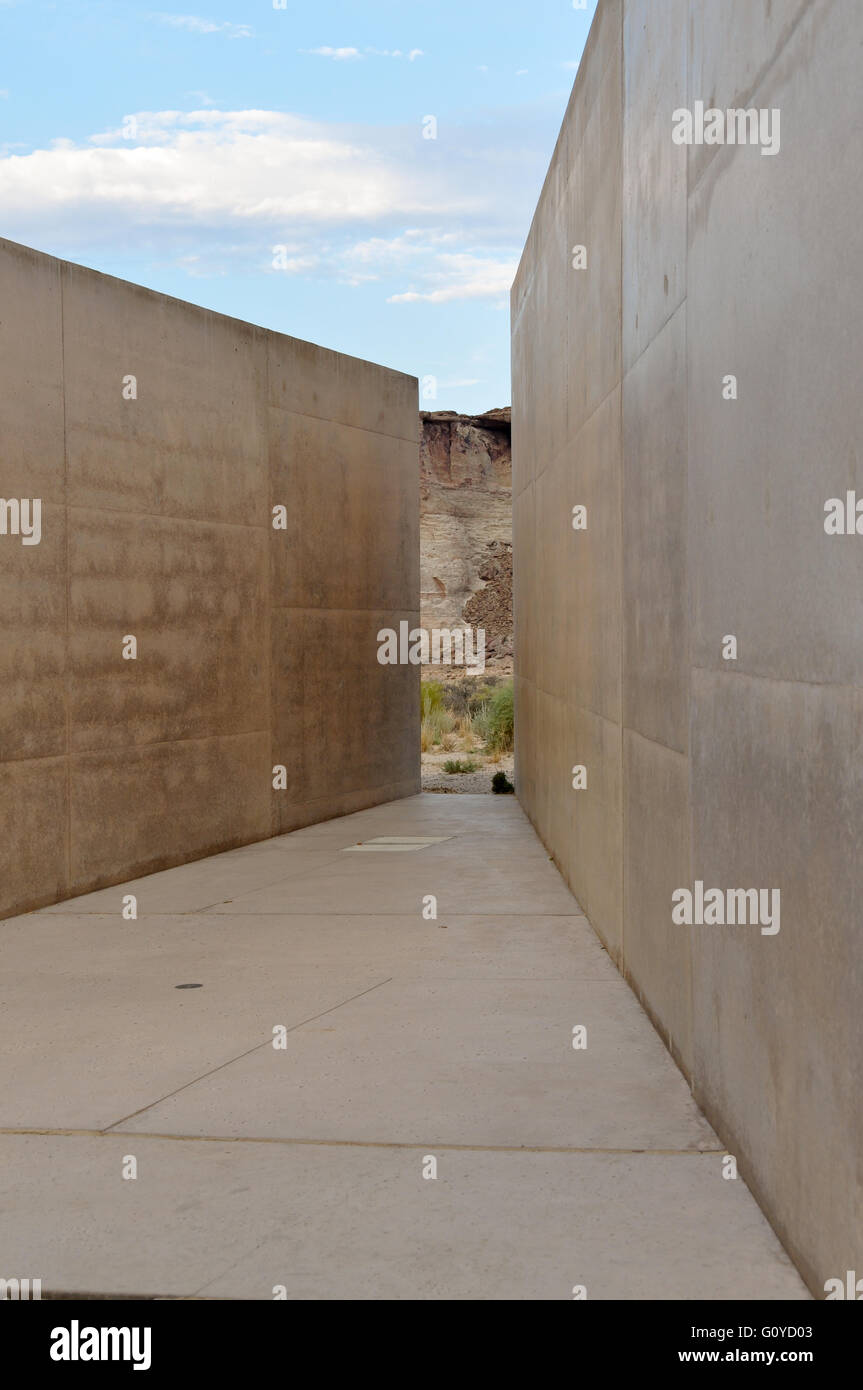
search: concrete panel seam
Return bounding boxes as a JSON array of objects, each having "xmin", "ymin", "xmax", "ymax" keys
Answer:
[
  {"xmin": 100, "ymin": 976, "xmax": 395, "ymax": 1134},
  {"xmin": 688, "ymin": 0, "xmax": 820, "ymax": 193},
  {"xmin": 267, "ymin": 402, "xmax": 419, "ymax": 446}
]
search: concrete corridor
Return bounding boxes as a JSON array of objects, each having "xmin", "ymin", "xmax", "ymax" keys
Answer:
[{"xmin": 0, "ymin": 794, "xmax": 808, "ymax": 1300}]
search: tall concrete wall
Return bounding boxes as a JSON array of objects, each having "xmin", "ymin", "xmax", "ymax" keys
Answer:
[
  {"xmin": 1, "ymin": 236, "xmax": 419, "ymax": 920},
  {"xmin": 512, "ymin": 0, "xmax": 862, "ymax": 1294}
]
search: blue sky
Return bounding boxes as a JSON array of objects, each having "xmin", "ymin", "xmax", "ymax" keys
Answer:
[{"xmin": 0, "ymin": 0, "xmax": 597, "ymax": 413}]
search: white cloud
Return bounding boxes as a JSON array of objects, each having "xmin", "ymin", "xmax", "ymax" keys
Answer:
[
  {"xmin": 303, "ymin": 46, "xmax": 362, "ymax": 61},
  {"xmin": 267, "ymin": 232, "xmax": 512, "ymax": 305},
  {"xmin": 365, "ymin": 47, "xmax": 424, "ymax": 60},
  {"xmin": 272, "ymin": 251, "xmax": 319, "ymax": 274},
  {"xmin": 150, "ymin": 13, "xmax": 253, "ymax": 39},
  {"xmin": 304, "ymin": 46, "xmax": 423, "ymax": 62},
  {"xmin": 1, "ymin": 109, "xmax": 487, "ymax": 230},
  {"xmin": 260, "ymin": 229, "xmax": 516, "ymax": 307},
  {"xmin": 0, "ymin": 106, "xmax": 538, "ymax": 302},
  {"xmin": 388, "ymin": 252, "xmax": 517, "ymax": 304}
]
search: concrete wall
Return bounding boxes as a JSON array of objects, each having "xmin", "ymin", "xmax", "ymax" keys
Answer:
[
  {"xmin": 1, "ymin": 236, "xmax": 419, "ymax": 920},
  {"xmin": 512, "ymin": 0, "xmax": 862, "ymax": 1294}
]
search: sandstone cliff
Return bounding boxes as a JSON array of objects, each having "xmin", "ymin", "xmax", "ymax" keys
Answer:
[{"xmin": 420, "ymin": 408, "xmax": 512, "ymax": 673}]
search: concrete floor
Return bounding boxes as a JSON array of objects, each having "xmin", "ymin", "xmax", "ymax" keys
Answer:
[{"xmin": 0, "ymin": 794, "xmax": 809, "ymax": 1300}]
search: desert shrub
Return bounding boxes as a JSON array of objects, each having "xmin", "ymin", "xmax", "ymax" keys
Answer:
[
  {"xmin": 455, "ymin": 713, "xmax": 479, "ymax": 747},
  {"xmin": 444, "ymin": 759, "xmax": 479, "ymax": 774},
  {"xmin": 421, "ymin": 680, "xmax": 446, "ymax": 720},
  {"xmin": 422, "ymin": 675, "xmax": 503, "ymax": 719},
  {"xmin": 436, "ymin": 680, "xmax": 469, "ymax": 719},
  {"xmin": 491, "ymin": 770, "xmax": 515, "ymax": 794},
  {"xmin": 480, "ymin": 681, "xmax": 514, "ymax": 753},
  {"xmin": 467, "ymin": 683, "xmax": 497, "ymax": 715},
  {"xmin": 421, "ymin": 706, "xmax": 455, "ymax": 748}
]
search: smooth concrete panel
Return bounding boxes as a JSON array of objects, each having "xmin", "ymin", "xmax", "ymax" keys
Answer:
[
  {"xmin": 510, "ymin": 250, "xmax": 539, "ymax": 497},
  {"xmin": 690, "ymin": 669, "xmax": 863, "ymax": 1293},
  {"xmin": 534, "ymin": 457, "xmax": 568, "ymax": 701},
  {"xmin": 1, "ymin": 238, "xmax": 418, "ymax": 917},
  {"xmin": 272, "ymin": 777, "xmax": 425, "ymax": 840},
  {"xmin": 622, "ymin": 307, "xmax": 688, "ymax": 753},
  {"xmin": 0, "ymin": 794, "xmax": 811, "ymax": 1299},
  {"xmin": 622, "ymin": 0, "xmax": 688, "ymax": 369},
  {"xmin": 269, "ymin": 410, "xmax": 418, "ymax": 613},
  {"xmin": 0, "ymin": 1135, "xmax": 807, "ymax": 1300},
  {"xmin": 578, "ymin": 40, "xmax": 623, "ymax": 429},
  {"xmin": 0, "ymin": 948, "xmax": 385, "ymax": 1131},
  {"xmin": 270, "ymin": 607, "xmax": 419, "ymax": 831},
  {"xmin": 267, "ymin": 333, "xmax": 418, "ymax": 443},
  {"xmin": 561, "ymin": 149, "xmax": 588, "ymax": 444},
  {"xmin": 19, "ymin": 908, "xmax": 606, "ymax": 980},
  {"xmin": 118, "ymin": 975, "xmax": 716, "ymax": 1150},
  {"xmin": 62, "ymin": 265, "xmax": 269, "ymax": 527},
  {"xmin": 687, "ymin": 0, "xmax": 813, "ymax": 189},
  {"xmin": 528, "ymin": 687, "xmax": 568, "ymax": 865},
  {"xmin": 623, "ymin": 729, "xmax": 693, "ymax": 1076},
  {"xmin": 0, "ymin": 238, "xmax": 64, "ymax": 502},
  {"xmin": 569, "ymin": 0, "xmax": 624, "ymax": 143},
  {"xmin": 69, "ymin": 733, "xmax": 271, "ymax": 895},
  {"xmin": 528, "ymin": 688, "xmax": 553, "ymax": 849},
  {"xmin": 563, "ymin": 18, "xmax": 623, "ymax": 445},
  {"xmin": 0, "ymin": 757, "xmax": 68, "ymax": 917},
  {"xmin": 68, "ymin": 509, "xmax": 269, "ymax": 751},
  {"xmin": 512, "ymin": 482, "xmax": 536, "ymax": 690},
  {"xmin": 207, "ymin": 833, "xmax": 580, "ymax": 922},
  {"xmin": 33, "ymin": 848, "xmax": 347, "ymax": 917},
  {"xmin": 0, "ymin": 502, "xmax": 66, "ymax": 762},
  {"xmin": 567, "ymin": 387, "xmax": 622, "ymax": 725},
  {"xmin": 559, "ymin": 4, "xmax": 623, "ymax": 446},
  {"xmin": 688, "ymin": 0, "xmax": 863, "ymax": 686},
  {"xmin": 544, "ymin": 691, "xmax": 574, "ymax": 872},
  {"xmin": 569, "ymin": 704, "xmax": 623, "ymax": 962},
  {"xmin": 532, "ymin": 205, "xmax": 570, "ymax": 472},
  {"xmin": 513, "ymin": 0, "xmax": 860, "ymax": 1292},
  {"xmin": 513, "ymin": 674, "xmax": 536, "ymax": 815}
]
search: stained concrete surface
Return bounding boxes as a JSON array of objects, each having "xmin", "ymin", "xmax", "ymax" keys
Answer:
[
  {"xmin": 0, "ymin": 236, "xmax": 419, "ymax": 921},
  {"xmin": 512, "ymin": 0, "xmax": 863, "ymax": 1293},
  {"xmin": 0, "ymin": 795, "xmax": 808, "ymax": 1299}
]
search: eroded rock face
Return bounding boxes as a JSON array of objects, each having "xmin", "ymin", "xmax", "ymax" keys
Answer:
[{"xmin": 420, "ymin": 408, "xmax": 512, "ymax": 674}]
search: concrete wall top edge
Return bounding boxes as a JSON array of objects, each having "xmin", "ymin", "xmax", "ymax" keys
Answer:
[
  {"xmin": 0, "ymin": 235, "xmax": 418, "ymax": 391},
  {"xmin": 512, "ymin": 0, "xmax": 622, "ymax": 300}
]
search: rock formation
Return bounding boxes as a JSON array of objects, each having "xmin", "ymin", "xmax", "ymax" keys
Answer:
[{"xmin": 420, "ymin": 408, "xmax": 512, "ymax": 675}]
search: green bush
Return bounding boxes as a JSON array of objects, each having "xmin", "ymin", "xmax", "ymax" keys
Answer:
[
  {"xmin": 443, "ymin": 759, "xmax": 479, "ymax": 775},
  {"xmin": 491, "ymin": 770, "xmax": 515, "ymax": 794},
  {"xmin": 420, "ymin": 675, "xmax": 503, "ymax": 720},
  {"xmin": 467, "ymin": 682, "xmax": 496, "ymax": 715},
  {"xmin": 481, "ymin": 681, "xmax": 514, "ymax": 753},
  {"xmin": 421, "ymin": 680, "xmax": 446, "ymax": 720},
  {"xmin": 421, "ymin": 706, "xmax": 455, "ymax": 751}
]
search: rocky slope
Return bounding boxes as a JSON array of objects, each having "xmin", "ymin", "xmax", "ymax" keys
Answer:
[{"xmin": 419, "ymin": 408, "xmax": 512, "ymax": 675}]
